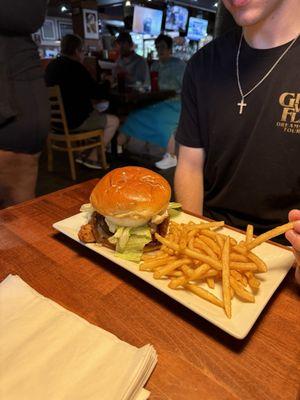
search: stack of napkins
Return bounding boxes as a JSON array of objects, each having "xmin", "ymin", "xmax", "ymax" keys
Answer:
[{"xmin": 0, "ymin": 275, "xmax": 157, "ymax": 400}]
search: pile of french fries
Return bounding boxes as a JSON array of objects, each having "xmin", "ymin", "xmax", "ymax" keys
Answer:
[{"xmin": 140, "ymin": 220, "xmax": 294, "ymax": 318}]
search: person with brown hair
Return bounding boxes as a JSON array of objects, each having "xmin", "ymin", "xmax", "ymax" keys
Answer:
[
  {"xmin": 114, "ymin": 32, "xmax": 150, "ymax": 88},
  {"xmin": 0, "ymin": 0, "xmax": 49, "ymax": 208},
  {"xmin": 45, "ymin": 34, "xmax": 119, "ymax": 169}
]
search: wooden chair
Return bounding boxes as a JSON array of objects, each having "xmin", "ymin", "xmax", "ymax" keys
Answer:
[{"xmin": 47, "ymin": 85, "xmax": 108, "ymax": 180}]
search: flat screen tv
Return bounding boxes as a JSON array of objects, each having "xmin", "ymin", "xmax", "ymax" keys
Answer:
[
  {"xmin": 187, "ymin": 17, "xmax": 208, "ymax": 41},
  {"xmin": 165, "ymin": 5, "xmax": 188, "ymax": 31},
  {"xmin": 132, "ymin": 5, "xmax": 163, "ymax": 36}
]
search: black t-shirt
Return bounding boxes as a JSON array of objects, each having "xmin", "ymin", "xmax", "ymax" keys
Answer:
[
  {"xmin": 176, "ymin": 29, "xmax": 300, "ymax": 242},
  {"xmin": 45, "ymin": 56, "xmax": 108, "ymax": 129}
]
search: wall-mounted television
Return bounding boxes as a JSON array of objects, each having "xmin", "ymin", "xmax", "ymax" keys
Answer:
[
  {"xmin": 187, "ymin": 17, "xmax": 208, "ymax": 41},
  {"xmin": 132, "ymin": 5, "xmax": 163, "ymax": 36},
  {"xmin": 165, "ymin": 5, "xmax": 188, "ymax": 31}
]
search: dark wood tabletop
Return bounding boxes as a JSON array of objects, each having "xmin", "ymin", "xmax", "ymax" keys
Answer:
[{"xmin": 0, "ymin": 179, "xmax": 299, "ymax": 400}]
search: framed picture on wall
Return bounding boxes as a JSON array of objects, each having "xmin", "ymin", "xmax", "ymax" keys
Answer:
[
  {"xmin": 57, "ymin": 21, "xmax": 73, "ymax": 39},
  {"xmin": 41, "ymin": 19, "xmax": 57, "ymax": 41},
  {"xmin": 83, "ymin": 9, "xmax": 99, "ymax": 39}
]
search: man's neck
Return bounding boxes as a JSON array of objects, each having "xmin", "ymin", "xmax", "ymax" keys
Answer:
[{"xmin": 243, "ymin": 0, "xmax": 299, "ymax": 49}]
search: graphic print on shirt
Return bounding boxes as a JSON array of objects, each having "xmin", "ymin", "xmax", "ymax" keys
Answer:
[{"xmin": 277, "ymin": 92, "xmax": 300, "ymax": 134}]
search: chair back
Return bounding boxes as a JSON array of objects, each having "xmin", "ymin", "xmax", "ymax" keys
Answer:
[{"xmin": 48, "ymin": 86, "xmax": 70, "ymax": 136}]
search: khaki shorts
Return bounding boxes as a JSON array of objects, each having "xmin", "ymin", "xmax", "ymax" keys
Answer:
[{"xmin": 71, "ymin": 110, "xmax": 107, "ymax": 132}]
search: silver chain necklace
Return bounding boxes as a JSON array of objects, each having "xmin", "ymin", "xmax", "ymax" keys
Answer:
[{"xmin": 236, "ymin": 33, "xmax": 299, "ymax": 115}]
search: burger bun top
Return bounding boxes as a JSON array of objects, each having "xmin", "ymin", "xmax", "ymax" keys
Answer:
[{"xmin": 90, "ymin": 166, "xmax": 171, "ymax": 227}]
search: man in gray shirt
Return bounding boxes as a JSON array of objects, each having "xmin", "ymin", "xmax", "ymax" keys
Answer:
[{"xmin": 115, "ymin": 32, "xmax": 150, "ymax": 88}]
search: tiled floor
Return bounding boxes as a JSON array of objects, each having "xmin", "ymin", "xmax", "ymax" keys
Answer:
[{"xmin": 36, "ymin": 148, "xmax": 176, "ymax": 200}]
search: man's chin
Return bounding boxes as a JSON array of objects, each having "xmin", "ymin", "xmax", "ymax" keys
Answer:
[{"xmin": 231, "ymin": 12, "xmax": 262, "ymax": 28}]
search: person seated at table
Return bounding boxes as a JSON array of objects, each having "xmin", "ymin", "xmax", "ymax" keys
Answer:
[
  {"xmin": 114, "ymin": 31, "xmax": 150, "ymax": 89},
  {"xmin": 118, "ymin": 34, "xmax": 186, "ymax": 168},
  {"xmin": 45, "ymin": 34, "xmax": 119, "ymax": 169}
]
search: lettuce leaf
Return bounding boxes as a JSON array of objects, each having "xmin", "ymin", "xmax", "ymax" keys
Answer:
[
  {"xmin": 108, "ymin": 225, "xmax": 152, "ymax": 262},
  {"xmin": 106, "ymin": 203, "xmax": 182, "ymax": 262},
  {"xmin": 168, "ymin": 202, "xmax": 182, "ymax": 209},
  {"xmin": 168, "ymin": 202, "xmax": 182, "ymax": 218}
]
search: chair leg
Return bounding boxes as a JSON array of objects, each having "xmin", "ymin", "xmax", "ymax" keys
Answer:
[
  {"xmin": 98, "ymin": 134, "xmax": 109, "ymax": 169},
  {"xmin": 47, "ymin": 137, "xmax": 54, "ymax": 172},
  {"xmin": 67, "ymin": 149, "xmax": 77, "ymax": 180}
]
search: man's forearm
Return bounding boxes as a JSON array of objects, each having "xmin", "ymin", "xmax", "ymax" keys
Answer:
[{"xmin": 174, "ymin": 167, "xmax": 204, "ymax": 215}]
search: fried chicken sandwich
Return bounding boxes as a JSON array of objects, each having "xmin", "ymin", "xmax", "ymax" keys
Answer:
[{"xmin": 78, "ymin": 166, "xmax": 179, "ymax": 261}]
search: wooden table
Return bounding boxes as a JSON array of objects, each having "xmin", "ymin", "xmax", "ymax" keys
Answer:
[{"xmin": 1, "ymin": 180, "xmax": 299, "ymax": 400}]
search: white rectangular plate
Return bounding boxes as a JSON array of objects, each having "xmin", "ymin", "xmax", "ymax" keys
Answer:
[{"xmin": 53, "ymin": 212, "xmax": 294, "ymax": 339}]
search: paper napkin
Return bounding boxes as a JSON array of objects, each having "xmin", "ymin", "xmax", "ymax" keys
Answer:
[{"xmin": 0, "ymin": 275, "xmax": 157, "ymax": 400}]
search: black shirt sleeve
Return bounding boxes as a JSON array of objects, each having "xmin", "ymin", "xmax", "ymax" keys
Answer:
[
  {"xmin": 176, "ymin": 58, "xmax": 205, "ymax": 148},
  {"xmin": 0, "ymin": 0, "xmax": 47, "ymax": 34}
]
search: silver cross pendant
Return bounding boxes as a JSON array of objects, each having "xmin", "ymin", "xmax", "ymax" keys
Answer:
[{"xmin": 237, "ymin": 98, "xmax": 247, "ymax": 114}]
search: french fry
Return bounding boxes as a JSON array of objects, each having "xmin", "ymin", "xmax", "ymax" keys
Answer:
[
  {"xmin": 168, "ymin": 263, "xmax": 211, "ymax": 289},
  {"xmin": 200, "ymin": 229, "xmax": 218, "ymax": 240},
  {"xmin": 184, "ymin": 221, "xmax": 225, "ymax": 232},
  {"xmin": 193, "ymin": 238, "xmax": 218, "ymax": 260},
  {"xmin": 246, "ymin": 222, "xmax": 294, "ymax": 250},
  {"xmin": 142, "ymin": 219, "xmax": 292, "ymax": 319},
  {"xmin": 200, "ymin": 270, "xmax": 219, "ymax": 280},
  {"xmin": 246, "ymin": 224, "xmax": 254, "ymax": 245},
  {"xmin": 230, "ymin": 270, "xmax": 247, "ymax": 287},
  {"xmin": 247, "ymin": 252, "xmax": 267, "ymax": 272},
  {"xmin": 153, "ymin": 258, "xmax": 192, "ymax": 279},
  {"xmin": 230, "ymin": 276, "xmax": 255, "ymax": 302},
  {"xmin": 230, "ymin": 253, "xmax": 249, "ymax": 262},
  {"xmin": 179, "ymin": 238, "xmax": 187, "ymax": 251},
  {"xmin": 186, "ymin": 284, "xmax": 223, "ymax": 308},
  {"xmin": 187, "ymin": 237, "xmax": 195, "ymax": 250},
  {"xmin": 216, "ymin": 234, "xmax": 225, "ymax": 251},
  {"xmin": 206, "ymin": 277, "xmax": 215, "ymax": 289},
  {"xmin": 181, "ymin": 264, "xmax": 195, "ymax": 277},
  {"xmin": 233, "ymin": 244, "xmax": 248, "ymax": 255},
  {"xmin": 141, "ymin": 250, "xmax": 165, "ymax": 260},
  {"xmin": 245, "ymin": 272, "xmax": 261, "ymax": 289},
  {"xmin": 222, "ymin": 237, "xmax": 231, "ymax": 318},
  {"xmin": 219, "ymin": 233, "xmax": 237, "ymax": 246},
  {"xmin": 168, "ymin": 271, "xmax": 184, "ymax": 277},
  {"xmin": 198, "ymin": 235, "xmax": 221, "ymax": 257},
  {"xmin": 168, "ymin": 276, "xmax": 188, "ymax": 289},
  {"xmin": 155, "ymin": 233, "xmax": 223, "ymax": 270},
  {"xmin": 230, "ymin": 270, "xmax": 243, "ymax": 282},
  {"xmin": 141, "ymin": 256, "xmax": 176, "ymax": 269},
  {"xmin": 230, "ymin": 262, "xmax": 257, "ymax": 271},
  {"xmin": 187, "ymin": 228, "xmax": 201, "ymax": 241}
]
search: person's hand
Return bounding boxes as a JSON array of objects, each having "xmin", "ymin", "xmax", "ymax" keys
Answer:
[{"xmin": 285, "ymin": 209, "xmax": 300, "ymax": 284}]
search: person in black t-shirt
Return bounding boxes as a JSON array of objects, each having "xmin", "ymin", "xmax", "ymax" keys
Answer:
[
  {"xmin": 175, "ymin": 0, "xmax": 300, "ymax": 270},
  {"xmin": 45, "ymin": 34, "xmax": 119, "ymax": 169}
]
